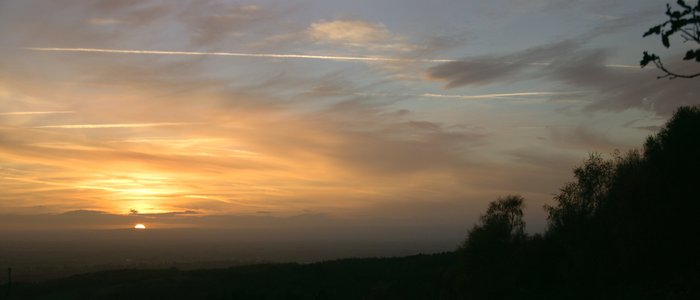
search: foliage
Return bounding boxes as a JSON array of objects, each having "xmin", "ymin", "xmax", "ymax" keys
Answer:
[
  {"xmin": 461, "ymin": 195, "xmax": 526, "ymax": 250},
  {"xmin": 455, "ymin": 195, "xmax": 542, "ymax": 299},
  {"xmin": 641, "ymin": 0, "xmax": 700, "ymax": 79},
  {"xmin": 544, "ymin": 154, "xmax": 614, "ymax": 235},
  {"xmin": 454, "ymin": 105, "xmax": 700, "ymax": 299}
]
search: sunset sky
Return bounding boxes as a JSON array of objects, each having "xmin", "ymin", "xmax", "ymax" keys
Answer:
[{"xmin": 0, "ymin": 0, "xmax": 698, "ymax": 231}]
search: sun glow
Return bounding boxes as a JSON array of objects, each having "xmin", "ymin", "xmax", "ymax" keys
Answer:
[
  {"xmin": 71, "ymin": 173, "xmax": 188, "ymax": 213},
  {"xmin": 134, "ymin": 224, "xmax": 146, "ymax": 229}
]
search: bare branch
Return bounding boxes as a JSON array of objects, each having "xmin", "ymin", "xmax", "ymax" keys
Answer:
[
  {"xmin": 652, "ymin": 57, "xmax": 700, "ymax": 79},
  {"xmin": 641, "ymin": 1, "xmax": 700, "ymax": 80}
]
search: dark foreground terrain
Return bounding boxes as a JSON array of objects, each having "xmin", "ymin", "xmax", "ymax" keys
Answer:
[{"xmin": 1, "ymin": 253, "xmax": 458, "ymax": 299}]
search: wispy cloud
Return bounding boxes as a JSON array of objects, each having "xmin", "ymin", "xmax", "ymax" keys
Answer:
[
  {"xmin": 343, "ymin": 91, "xmax": 579, "ymax": 101},
  {"xmin": 23, "ymin": 47, "xmax": 454, "ymax": 63},
  {"xmin": 307, "ymin": 19, "xmax": 417, "ymax": 52},
  {"xmin": 1, "ymin": 0, "xmax": 674, "ymax": 229},
  {"xmin": 309, "ymin": 20, "xmax": 391, "ymax": 46},
  {"xmin": 0, "ymin": 111, "xmax": 75, "ymax": 116},
  {"xmin": 418, "ymin": 91, "xmax": 582, "ymax": 100},
  {"xmin": 86, "ymin": 18, "xmax": 121, "ymax": 25},
  {"xmin": 35, "ymin": 122, "xmax": 193, "ymax": 129}
]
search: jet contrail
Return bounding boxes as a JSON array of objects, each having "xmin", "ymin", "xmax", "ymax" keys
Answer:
[
  {"xmin": 604, "ymin": 64, "xmax": 639, "ymax": 69},
  {"xmin": 0, "ymin": 111, "xmax": 74, "ymax": 116},
  {"xmin": 419, "ymin": 91, "xmax": 571, "ymax": 99},
  {"xmin": 23, "ymin": 47, "xmax": 455, "ymax": 63},
  {"xmin": 349, "ymin": 91, "xmax": 583, "ymax": 100},
  {"xmin": 36, "ymin": 122, "xmax": 192, "ymax": 129},
  {"xmin": 22, "ymin": 47, "xmax": 639, "ymax": 68},
  {"xmin": 528, "ymin": 62, "xmax": 638, "ymax": 69}
]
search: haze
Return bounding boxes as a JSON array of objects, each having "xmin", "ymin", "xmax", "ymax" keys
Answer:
[{"xmin": 1, "ymin": 0, "xmax": 698, "ymax": 281}]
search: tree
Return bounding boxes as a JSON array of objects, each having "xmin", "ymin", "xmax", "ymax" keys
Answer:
[
  {"xmin": 544, "ymin": 153, "xmax": 615, "ymax": 235},
  {"xmin": 456, "ymin": 195, "xmax": 528, "ymax": 299},
  {"xmin": 461, "ymin": 195, "xmax": 526, "ymax": 251},
  {"xmin": 641, "ymin": 0, "xmax": 700, "ymax": 79}
]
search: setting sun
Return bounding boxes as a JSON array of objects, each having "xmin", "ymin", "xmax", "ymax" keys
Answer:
[{"xmin": 1, "ymin": 0, "xmax": 698, "ymax": 298}]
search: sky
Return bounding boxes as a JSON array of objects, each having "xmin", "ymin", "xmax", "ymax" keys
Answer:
[{"xmin": 0, "ymin": 0, "xmax": 698, "ymax": 234}]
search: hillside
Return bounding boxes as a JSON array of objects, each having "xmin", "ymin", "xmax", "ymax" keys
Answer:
[{"xmin": 2, "ymin": 253, "xmax": 458, "ymax": 300}]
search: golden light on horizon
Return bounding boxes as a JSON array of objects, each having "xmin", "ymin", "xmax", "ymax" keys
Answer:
[
  {"xmin": 134, "ymin": 224, "xmax": 146, "ymax": 229},
  {"xmin": 0, "ymin": 0, "xmax": 675, "ymax": 228}
]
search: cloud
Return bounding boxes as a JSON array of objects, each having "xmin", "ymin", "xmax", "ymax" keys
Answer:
[
  {"xmin": 419, "ymin": 91, "xmax": 576, "ymax": 100},
  {"xmin": 0, "ymin": 111, "xmax": 74, "ymax": 116},
  {"xmin": 545, "ymin": 51, "xmax": 700, "ymax": 116},
  {"xmin": 4, "ymin": 0, "xmax": 652, "ymax": 233},
  {"xmin": 304, "ymin": 18, "xmax": 466, "ymax": 70},
  {"xmin": 426, "ymin": 40, "xmax": 699, "ymax": 116},
  {"xmin": 179, "ymin": 2, "xmax": 276, "ymax": 45},
  {"xmin": 91, "ymin": 1, "xmax": 170, "ymax": 27},
  {"xmin": 425, "ymin": 39, "xmax": 579, "ymax": 87},
  {"xmin": 0, "ymin": 61, "xmax": 496, "ymax": 218},
  {"xmin": 35, "ymin": 122, "xmax": 193, "ymax": 129},
  {"xmin": 422, "ymin": 8, "xmax": 698, "ymax": 115},
  {"xmin": 308, "ymin": 20, "xmax": 397, "ymax": 50},
  {"xmin": 424, "ymin": 8, "xmax": 649, "ymax": 85},
  {"xmin": 86, "ymin": 18, "xmax": 122, "ymax": 25}
]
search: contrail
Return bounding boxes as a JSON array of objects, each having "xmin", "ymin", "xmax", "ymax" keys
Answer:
[
  {"xmin": 36, "ymin": 122, "xmax": 192, "ymax": 129},
  {"xmin": 528, "ymin": 62, "xmax": 638, "ymax": 69},
  {"xmin": 419, "ymin": 91, "xmax": 571, "ymax": 99},
  {"xmin": 23, "ymin": 47, "xmax": 455, "ymax": 63},
  {"xmin": 604, "ymin": 64, "xmax": 639, "ymax": 69},
  {"xmin": 22, "ymin": 47, "xmax": 638, "ymax": 68},
  {"xmin": 350, "ymin": 91, "xmax": 583, "ymax": 100},
  {"xmin": 0, "ymin": 111, "xmax": 74, "ymax": 116}
]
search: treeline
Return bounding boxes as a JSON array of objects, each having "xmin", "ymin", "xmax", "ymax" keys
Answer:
[{"xmin": 454, "ymin": 106, "xmax": 700, "ymax": 299}]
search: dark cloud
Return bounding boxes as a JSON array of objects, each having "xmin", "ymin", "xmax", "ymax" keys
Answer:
[
  {"xmin": 423, "ymin": 9, "xmax": 655, "ymax": 88},
  {"xmin": 423, "ymin": 8, "xmax": 696, "ymax": 116},
  {"xmin": 426, "ymin": 40, "xmax": 578, "ymax": 87},
  {"xmin": 622, "ymin": 118, "xmax": 664, "ymax": 132},
  {"xmin": 426, "ymin": 41, "xmax": 699, "ymax": 116},
  {"xmin": 547, "ymin": 52, "xmax": 700, "ymax": 116}
]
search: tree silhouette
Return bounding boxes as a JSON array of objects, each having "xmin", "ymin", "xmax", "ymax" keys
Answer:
[
  {"xmin": 544, "ymin": 153, "xmax": 614, "ymax": 235},
  {"xmin": 456, "ymin": 195, "xmax": 528, "ymax": 299},
  {"xmin": 542, "ymin": 106, "xmax": 700, "ymax": 298},
  {"xmin": 453, "ymin": 106, "xmax": 700, "ymax": 299},
  {"xmin": 641, "ymin": 0, "xmax": 700, "ymax": 79},
  {"xmin": 460, "ymin": 195, "xmax": 526, "ymax": 252}
]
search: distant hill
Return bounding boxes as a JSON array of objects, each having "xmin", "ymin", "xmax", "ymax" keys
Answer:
[{"xmin": 1, "ymin": 253, "xmax": 458, "ymax": 300}]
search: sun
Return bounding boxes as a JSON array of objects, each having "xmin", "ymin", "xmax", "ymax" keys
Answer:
[{"xmin": 134, "ymin": 224, "xmax": 146, "ymax": 229}]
